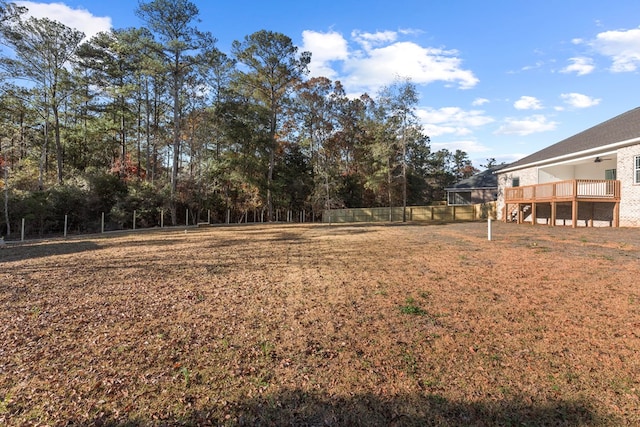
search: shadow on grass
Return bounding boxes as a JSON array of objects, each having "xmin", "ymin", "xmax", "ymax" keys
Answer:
[
  {"xmin": 0, "ymin": 240, "xmax": 100, "ymax": 262},
  {"xmin": 85, "ymin": 389, "xmax": 601, "ymax": 426}
]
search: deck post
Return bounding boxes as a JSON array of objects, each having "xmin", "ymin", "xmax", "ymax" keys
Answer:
[
  {"xmin": 531, "ymin": 202, "xmax": 537, "ymax": 226},
  {"xmin": 572, "ymin": 200, "xmax": 578, "ymax": 228},
  {"xmin": 614, "ymin": 201, "xmax": 620, "ymax": 227},
  {"xmin": 517, "ymin": 203, "xmax": 522, "ymax": 224},
  {"xmin": 550, "ymin": 202, "xmax": 556, "ymax": 227}
]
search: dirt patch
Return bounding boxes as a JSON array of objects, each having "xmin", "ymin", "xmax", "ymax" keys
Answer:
[{"xmin": 1, "ymin": 222, "xmax": 639, "ymax": 426}]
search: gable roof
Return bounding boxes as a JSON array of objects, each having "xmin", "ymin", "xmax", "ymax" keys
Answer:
[
  {"xmin": 446, "ymin": 166, "xmax": 503, "ymax": 190},
  {"xmin": 502, "ymin": 107, "xmax": 640, "ymax": 172}
]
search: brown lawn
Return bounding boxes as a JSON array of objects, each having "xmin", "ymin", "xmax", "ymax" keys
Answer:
[{"xmin": 1, "ymin": 221, "xmax": 639, "ymax": 426}]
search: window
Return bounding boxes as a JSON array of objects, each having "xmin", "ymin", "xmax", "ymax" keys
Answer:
[
  {"xmin": 448, "ymin": 191, "xmax": 472, "ymax": 205},
  {"xmin": 635, "ymin": 156, "xmax": 640, "ymax": 184},
  {"xmin": 512, "ymin": 177, "xmax": 520, "ymax": 187},
  {"xmin": 605, "ymin": 169, "xmax": 617, "ymax": 180}
]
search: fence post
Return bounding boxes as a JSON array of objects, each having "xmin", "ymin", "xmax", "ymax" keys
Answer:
[
  {"xmin": 488, "ymin": 217, "xmax": 492, "ymax": 241},
  {"xmin": 101, "ymin": 212, "xmax": 105, "ymax": 233},
  {"xmin": 208, "ymin": 209, "xmax": 211, "ymax": 224},
  {"xmin": 133, "ymin": 210, "xmax": 136, "ymax": 230},
  {"xmin": 161, "ymin": 210, "xmax": 164, "ymax": 228},
  {"xmin": 226, "ymin": 209, "xmax": 230, "ymax": 224},
  {"xmin": 64, "ymin": 214, "xmax": 68, "ymax": 238},
  {"xmin": 21, "ymin": 218, "xmax": 25, "ymax": 241},
  {"xmin": 186, "ymin": 209, "xmax": 189, "ymax": 226}
]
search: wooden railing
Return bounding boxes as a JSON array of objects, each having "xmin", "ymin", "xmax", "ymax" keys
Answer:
[{"xmin": 505, "ymin": 179, "xmax": 620, "ymax": 202}]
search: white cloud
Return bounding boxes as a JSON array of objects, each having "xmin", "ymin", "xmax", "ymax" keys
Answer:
[
  {"xmin": 514, "ymin": 96, "xmax": 543, "ymax": 110},
  {"xmin": 520, "ymin": 61, "xmax": 544, "ymax": 72},
  {"xmin": 495, "ymin": 115, "xmax": 558, "ymax": 136},
  {"xmin": 302, "ymin": 30, "xmax": 349, "ymax": 79},
  {"xmin": 561, "ymin": 57, "xmax": 595, "ymax": 75},
  {"xmin": 560, "ymin": 92, "xmax": 601, "ymax": 108},
  {"xmin": 343, "ymin": 41, "xmax": 478, "ymax": 92},
  {"xmin": 351, "ymin": 30, "xmax": 398, "ymax": 51},
  {"xmin": 472, "ymin": 98, "xmax": 489, "ymax": 106},
  {"xmin": 300, "ymin": 29, "xmax": 478, "ymax": 95},
  {"xmin": 591, "ymin": 26, "xmax": 640, "ymax": 72},
  {"xmin": 16, "ymin": 1, "xmax": 112, "ymax": 40},
  {"xmin": 418, "ymin": 106, "xmax": 494, "ymax": 137},
  {"xmin": 431, "ymin": 139, "xmax": 491, "ymax": 154}
]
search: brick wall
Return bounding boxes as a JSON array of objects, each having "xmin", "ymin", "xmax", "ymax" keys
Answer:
[
  {"xmin": 618, "ymin": 146, "xmax": 640, "ymax": 227},
  {"xmin": 496, "ymin": 167, "xmax": 538, "ymax": 221}
]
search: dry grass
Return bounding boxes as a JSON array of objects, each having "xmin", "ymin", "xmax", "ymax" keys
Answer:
[{"xmin": 1, "ymin": 221, "xmax": 639, "ymax": 426}]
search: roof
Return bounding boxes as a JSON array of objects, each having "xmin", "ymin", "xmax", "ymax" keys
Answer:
[
  {"xmin": 503, "ymin": 107, "xmax": 640, "ymax": 171},
  {"xmin": 446, "ymin": 166, "xmax": 502, "ymax": 190}
]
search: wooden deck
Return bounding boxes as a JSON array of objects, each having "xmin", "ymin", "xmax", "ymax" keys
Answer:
[{"xmin": 504, "ymin": 179, "xmax": 620, "ymax": 228}]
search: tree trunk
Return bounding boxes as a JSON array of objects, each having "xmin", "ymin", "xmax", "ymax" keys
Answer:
[
  {"xmin": 3, "ymin": 165, "xmax": 9, "ymax": 237},
  {"xmin": 53, "ymin": 105, "xmax": 63, "ymax": 185},
  {"xmin": 267, "ymin": 106, "xmax": 277, "ymax": 221},
  {"xmin": 170, "ymin": 66, "xmax": 181, "ymax": 226}
]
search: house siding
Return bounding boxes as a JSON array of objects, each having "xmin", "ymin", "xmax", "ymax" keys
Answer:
[{"xmin": 618, "ymin": 146, "xmax": 640, "ymax": 227}]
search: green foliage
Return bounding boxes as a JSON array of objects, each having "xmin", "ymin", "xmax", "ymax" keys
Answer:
[
  {"xmin": 0, "ymin": 8, "xmax": 477, "ymax": 230},
  {"xmin": 87, "ymin": 172, "xmax": 128, "ymax": 215},
  {"xmin": 400, "ymin": 297, "xmax": 428, "ymax": 316}
]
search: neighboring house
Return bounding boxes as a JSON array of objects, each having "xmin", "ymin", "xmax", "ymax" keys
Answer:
[
  {"xmin": 446, "ymin": 166, "xmax": 502, "ymax": 206},
  {"xmin": 497, "ymin": 107, "xmax": 640, "ymax": 227}
]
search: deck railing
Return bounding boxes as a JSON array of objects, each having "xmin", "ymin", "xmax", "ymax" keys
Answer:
[{"xmin": 505, "ymin": 179, "xmax": 620, "ymax": 202}]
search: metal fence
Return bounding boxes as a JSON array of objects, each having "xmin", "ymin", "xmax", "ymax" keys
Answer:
[{"xmin": 322, "ymin": 202, "xmax": 497, "ymax": 223}]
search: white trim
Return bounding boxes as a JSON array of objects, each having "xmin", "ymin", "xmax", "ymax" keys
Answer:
[
  {"xmin": 445, "ymin": 187, "xmax": 498, "ymax": 191},
  {"xmin": 499, "ymin": 136, "xmax": 640, "ymax": 173},
  {"xmin": 539, "ymin": 150, "xmax": 617, "ymax": 169}
]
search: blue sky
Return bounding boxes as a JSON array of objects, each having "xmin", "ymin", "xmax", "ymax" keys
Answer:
[{"xmin": 15, "ymin": 0, "xmax": 640, "ymax": 168}]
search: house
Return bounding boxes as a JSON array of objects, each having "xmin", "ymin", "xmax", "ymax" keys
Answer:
[
  {"xmin": 497, "ymin": 107, "xmax": 640, "ymax": 227},
  {"xmin": 446, "ymin": 166, "xmax": 502, "ymax": 206}
]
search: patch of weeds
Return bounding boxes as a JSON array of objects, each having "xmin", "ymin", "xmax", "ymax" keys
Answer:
[
  {"xmin": 610, "ymin": 376, "xmax": 634, "ymax": 395},
  {"xmin": 254, "ymin": 371, "xmax": 272, "ymax": 388},
  {"xmin": 402, "ymin": 349, "xmax": 418, "ymax": 377},
  {"xmin": 565, "ymin": 371, "xmax": 580, "ymax": 384},
  {"xmin": 0, "ymin": 393, "xmax": 10, "ymax": 414},
  {"xmin": 180, "ymin": 366, "xmax": 191, "ymax": 387},
  {"xmin": 528, "ymin": 242, "xmax": 550, "ymax": 252},
  {"xmin": 400, "ymin": 297, "xmax": 427, "ymax": 316},
  {"xmin": 259, "ymin": 340, "xmax": 274, "ymax": 359},
  {"xmin": 419, "ymin": 291, "xmax": 431, "ymax": 299},
  {"xmin": 499, "ymin": 385, "xmax": 511, "ymax": 396},
  {"xmin": 30, "ymin": 306, "xmax": 40, "ymax": 318},
  {"xmin": 420, "ymin": 377, "xmax": 440, "ymax": 388}
]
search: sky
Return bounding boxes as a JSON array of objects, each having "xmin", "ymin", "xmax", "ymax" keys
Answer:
[{"xmin": 13, "ymin": 0, "xmax": 640, "ymax": 168}]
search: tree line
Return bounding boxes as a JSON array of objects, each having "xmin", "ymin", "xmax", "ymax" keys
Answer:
[{"xmin": 0, "ymin": 0, "xmax": 480, "ymax": 237}]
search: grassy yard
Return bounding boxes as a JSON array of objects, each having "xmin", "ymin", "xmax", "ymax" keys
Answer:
[{"xmin": 1, "ymin": 222, "xmax": 639, "ymax": 426}]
